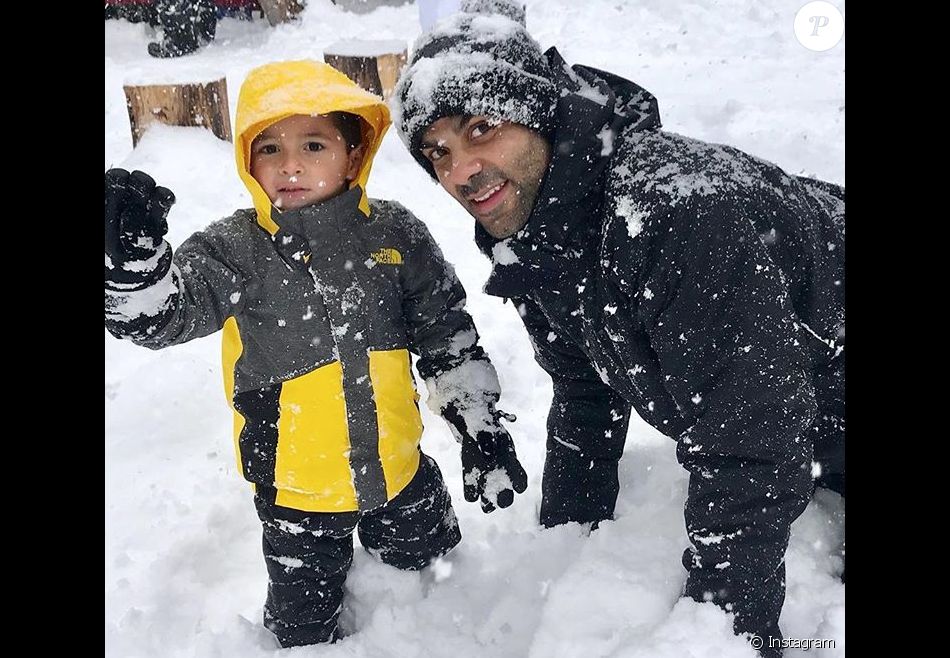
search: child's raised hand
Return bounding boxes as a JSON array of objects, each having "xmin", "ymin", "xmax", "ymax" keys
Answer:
[{"xmin": 105, "ymin": 168, "xmax": 176, "ymax": 288}]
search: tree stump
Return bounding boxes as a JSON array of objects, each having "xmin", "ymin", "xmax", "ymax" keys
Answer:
[
  {"xmin": 323, "ymin": 40, "xmax": 408, "ymax": 100},
  {"xmin": 123, "ymin": 77, "xmax": 232, "ymax": 146},
  {"xmin": 258, "ymin": 0, "xmax": 305, "ymax": 26},
  {"xmin": 333, "ymin": 0, "xmax": 413, "ymax": 13}
]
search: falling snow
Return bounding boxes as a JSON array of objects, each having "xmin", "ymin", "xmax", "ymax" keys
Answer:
[{"xmin": 106, "ymin": 2, "xmax": 844, "ymax": 656}]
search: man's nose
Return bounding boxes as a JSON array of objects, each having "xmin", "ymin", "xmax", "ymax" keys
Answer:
[{"xmin": 444, "ymin": 153, "xmax": 482, "ymax": 188}]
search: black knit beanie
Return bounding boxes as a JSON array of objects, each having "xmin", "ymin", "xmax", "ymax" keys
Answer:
[
  {"xmin": 458, "ymin": 0, "xmax": 526, "ymax": 25},
  {"xmin": 393, "ymin": 0, "xmax": 558, "ymax": 180}
]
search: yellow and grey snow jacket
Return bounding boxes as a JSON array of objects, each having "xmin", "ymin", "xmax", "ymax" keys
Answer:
[{"xmin": 105, "ymin": 60, "xmax": 501, "ymax": 512}]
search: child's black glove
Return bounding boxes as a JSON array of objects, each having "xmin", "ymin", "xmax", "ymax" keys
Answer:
[
  {"xmin": 441, "ymin": 403, "xmax": 528, "ymax": 513},
  {"xmin": 105, "ymin": 168, "xmax": 175, "ymax": 289}
]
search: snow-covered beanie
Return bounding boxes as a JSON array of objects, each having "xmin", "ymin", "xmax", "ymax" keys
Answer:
[
  {"xmin": 393, "ymin": 1, "xmax": 558, "ymax": 180},
  {"xmin": 458, "ymin": 0, "xmax": 525, "ymax": 25}
]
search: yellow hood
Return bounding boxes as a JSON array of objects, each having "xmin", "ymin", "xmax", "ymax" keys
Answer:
[{"xmin": 234, "ymin": 59, "xmax": 391, "ymax": 235}]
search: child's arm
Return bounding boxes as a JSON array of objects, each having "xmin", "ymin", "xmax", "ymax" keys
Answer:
[
  {"xmin": 397, "ymin": 210, "xmax": 527, "ymax": 513},
  {"xmin": 105, "ymin": 169, "xmax": 246, "ymax": 348}
]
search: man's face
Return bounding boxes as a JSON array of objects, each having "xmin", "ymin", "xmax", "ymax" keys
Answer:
[
  {"xmin": 250, "ymin": 114, "xmax": 363, "ymax": 211},
  {"xmin": 420, "ymin": 116, "xmax": 552, "ymax": 239}
]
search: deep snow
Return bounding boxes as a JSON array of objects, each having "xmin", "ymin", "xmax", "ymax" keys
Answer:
[{"xmin": 105, "ymin": 2, "xmax": 845, "ymax": 656}]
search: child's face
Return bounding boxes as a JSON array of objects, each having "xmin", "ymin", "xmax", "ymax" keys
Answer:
[{"xmin": 250, "ymin": 114, "xmax": 363, "ymax": 211}]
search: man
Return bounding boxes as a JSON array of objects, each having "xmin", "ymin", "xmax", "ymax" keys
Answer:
[
  {"xmin": 392, "ymin": 1, "xmax": 844, "ymax": 656},
  {"xmin": 147, "ymin": 0, "xmax": 217, "ymax": 58}
]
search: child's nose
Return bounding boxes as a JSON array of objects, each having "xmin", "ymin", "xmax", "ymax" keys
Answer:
[{"xmin": 279, "ymin": 154, "xmax": 303, "ymax": 175}]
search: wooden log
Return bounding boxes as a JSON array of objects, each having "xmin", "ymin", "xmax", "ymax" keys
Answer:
[
  {"xmin": 323, "ymin": 39, "xmax": 408, "ymax": 100},
  {"xmin": 123, "ymin": 77, "xmax": 232, "ymax": 146},
  {"xmin": 257, "ymin": 0, "xmax": 305, "ymax": 26},
  {"xmin": 333, "ymin": 0, "xmax": 413, "ymax": 13}
]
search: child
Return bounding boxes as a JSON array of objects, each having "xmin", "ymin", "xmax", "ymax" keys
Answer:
[{"xmin": 104, "ymin": 59, "xmax": 528, "ymax": 647}]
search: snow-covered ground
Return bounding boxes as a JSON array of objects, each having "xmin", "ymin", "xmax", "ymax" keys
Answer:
[{"xmin": 105, "ymin": 1, "xmax": 845, "ymax": 656}]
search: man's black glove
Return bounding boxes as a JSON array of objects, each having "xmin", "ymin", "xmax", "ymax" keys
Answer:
[
  {"xmin": 441, "ymin": 402, "xmax": 528, "ymax": 513},
  {"xmin": 105, "ymin": 168, "xmax": 175, "ymax": 289}
]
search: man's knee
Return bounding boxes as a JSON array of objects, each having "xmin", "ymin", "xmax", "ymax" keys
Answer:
[{"xmin": 682, "ymin": 554, "xmax": 787, "ymax": 658}]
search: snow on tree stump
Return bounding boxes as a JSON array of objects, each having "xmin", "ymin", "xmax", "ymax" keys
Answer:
[
  {"xmin": 323, "ymin": 40, "xmax": 408, "ymax": 101},
  {"xmin": 258, "ymin": 0, "xmax": 305, "ymax": 26},
  {"xmin": 123, "ymin": 77, "xmax": 232, "ymax": 147}
]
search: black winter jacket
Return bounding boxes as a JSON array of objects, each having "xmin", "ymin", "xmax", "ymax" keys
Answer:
[{"xmin": 475, "ymin": 48, "xmax": 844, "ymax": 644}]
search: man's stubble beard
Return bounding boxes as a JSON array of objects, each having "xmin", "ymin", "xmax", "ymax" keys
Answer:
[{"xmin": 464, "ymin": 137, "xmax": 551, "ymax": 240}]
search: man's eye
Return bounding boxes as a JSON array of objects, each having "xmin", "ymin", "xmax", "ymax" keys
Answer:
[
  {"xmin": 304, "ymin": 142, "xmax": 324, "ymax": 152},
  {"xmin": 470, "ymin": 122, "xmax": 494, "ymax": 139},
  {"xmin": 426, "ymin": 148, "xmax": 446, "ymax": 163}
]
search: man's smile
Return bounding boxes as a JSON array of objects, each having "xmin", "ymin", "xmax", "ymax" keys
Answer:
[{"xmin": 466, "ymin": 180, "xmax": 509, "ymax": 215}]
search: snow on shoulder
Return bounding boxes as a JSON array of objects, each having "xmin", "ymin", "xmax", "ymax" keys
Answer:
[{"xmin": 492, "ymin": 239, "xmax": 519, "ymax": 265}]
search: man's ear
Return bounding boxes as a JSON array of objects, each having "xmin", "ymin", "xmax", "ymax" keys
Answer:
[{"xmin": 345, "ymin": 145, "xmax": 365, "ymax": 182}]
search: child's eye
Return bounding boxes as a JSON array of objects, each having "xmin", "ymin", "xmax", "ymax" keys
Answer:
[
  {"xmin": 304, "ymin": 141, "xmax": 325, "ymax": 152},
  {"xmin": 256, "ymin": 143, "xmax": 279, "ymax": 155}
]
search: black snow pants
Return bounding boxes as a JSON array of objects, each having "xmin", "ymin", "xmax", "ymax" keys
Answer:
[
  {"xmin": 539, "ymin": 409, "xmax": 629, "ymax": 529},
  {"xmin": 812, "ymin": 352, "xmax": 846, "ymax": 497},
  {"xmin": 540, "ymin": 355, "xmax": 845, "ymax": 658},
  {"xmin": 253, "ymin": 452, "xmax": 461, "ymax": 647}
]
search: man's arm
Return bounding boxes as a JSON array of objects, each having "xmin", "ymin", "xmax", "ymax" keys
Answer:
[
  {"xmin": 513, "ymin": 296, "xmax": 632, "ymax": 527},
  {"xmin": 625, "ymin": 193, "xmax": 817, "ymax": 644}
]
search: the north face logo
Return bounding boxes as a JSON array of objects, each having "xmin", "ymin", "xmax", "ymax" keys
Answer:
[{"xmin": 370, "ymin": 248, "xmax": 403, "ymax": 265}]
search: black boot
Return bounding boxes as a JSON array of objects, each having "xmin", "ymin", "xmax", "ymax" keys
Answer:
[{"xmin": 147, "ymin": 39, "xmax": 198, "ymax": 58}]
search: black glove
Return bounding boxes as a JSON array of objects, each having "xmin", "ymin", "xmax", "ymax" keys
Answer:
[
  {"xmin": 442, "ymin": 402, "xmax": 528, "ymax": 513},
  {"xmin": 105, "ymin": 168, "xmax": 175, "ymax": 289}
]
